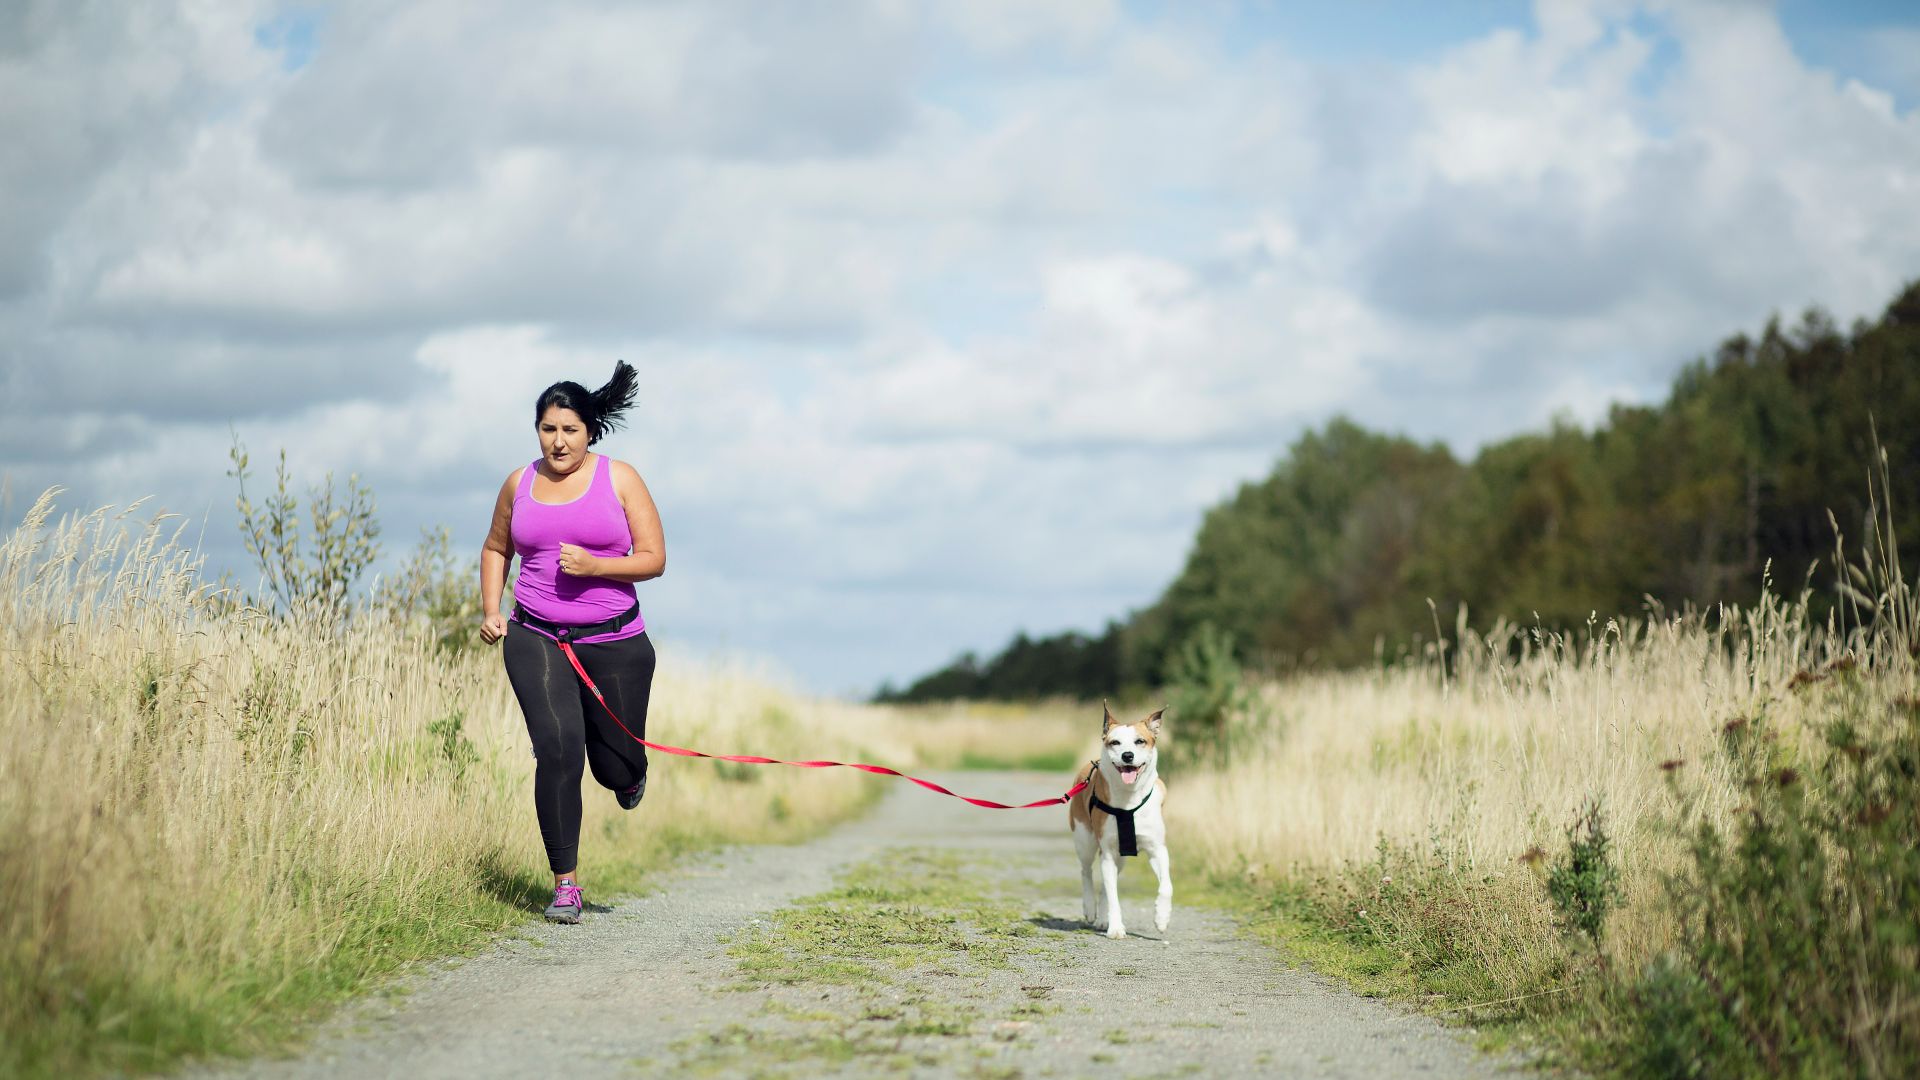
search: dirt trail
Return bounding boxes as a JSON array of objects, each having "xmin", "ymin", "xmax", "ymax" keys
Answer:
[{"xmin": 202, "ymin": 772, "xmax": 1520, "ymax": 1079}]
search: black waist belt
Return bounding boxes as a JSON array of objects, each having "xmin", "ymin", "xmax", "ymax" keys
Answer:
[
  {"xmin": 1089, "ymin": 777, "xmax": 1153, "ymax": 857},
  {"xmin": 512, "ymin": 600, "xmax": 641, "ymax": 643}
]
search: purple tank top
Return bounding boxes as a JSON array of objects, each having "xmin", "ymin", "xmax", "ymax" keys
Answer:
[{"xmin": 510, "ymin": 455, "xmax": 645, "ymax": 642}]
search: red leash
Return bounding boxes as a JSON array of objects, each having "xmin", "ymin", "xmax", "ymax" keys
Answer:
[{"xmin": 553, "ymin": 638, "xmax": 1089, "ymax": 810}]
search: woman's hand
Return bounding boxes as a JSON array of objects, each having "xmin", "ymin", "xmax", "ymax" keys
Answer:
[
  {"xmin": 558, "ymin": 543, "xmax": 599, "ymax": 577},
  {"xmin": 480, "ymin": 611, "xmax": 508, "ymax": 644}
]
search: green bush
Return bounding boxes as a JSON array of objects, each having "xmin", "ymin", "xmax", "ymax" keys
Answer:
[
  {"xmin": 230, "ymin": 434, "xmax": 485, "ymax": 648},
  {"xmin": 1165, "ymin": 622, "xmax": 1255, "ymax": 764},
  {"xmin": 227, "ymin": 433, "xmax": 380, "ymax": 618},
  {"xmin": 1624, "ymin": 953, "xmax": 1753, "ymax": 1079},
  {"xmin": 374, "ymin": 525, "xmax": 488, "ymax": 651},
  {"xmin": 1624, "ymin": 672, "xmax": 1920, "ymax": 1078},
  {"xmin": 1546, "ymin": 798, "xmax": 1621, "ymax": 948},
  {"xmin": 426, "ymin": 709, "xmax": 479, "ymax": 780}
]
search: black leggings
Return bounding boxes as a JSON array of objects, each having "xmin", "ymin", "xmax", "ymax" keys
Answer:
[{"xmin": 502, "ymin": 623, "xmax": 655, "ymax": 874}]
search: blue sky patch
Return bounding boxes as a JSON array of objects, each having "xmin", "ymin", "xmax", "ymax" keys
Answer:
[{"xmin": 254, "ymin": 7, "xmax": 321, "ymax": 72}]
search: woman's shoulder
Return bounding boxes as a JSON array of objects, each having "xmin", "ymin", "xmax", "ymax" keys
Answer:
[
  {"xmin": 600, "ymin": 456, "xmax": 654, "ymax": 506},
  {"xmin": 601, "ymin": 456, "xmax": 646, "ymax": 483}
]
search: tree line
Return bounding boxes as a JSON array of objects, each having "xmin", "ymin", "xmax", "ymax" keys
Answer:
[{"xmin": 877, "ymin": 279, "xmax": 1920, "ymax": 703}]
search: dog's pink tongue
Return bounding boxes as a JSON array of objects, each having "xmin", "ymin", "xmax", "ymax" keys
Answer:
[{"xmin": 1119, "ymin": 766, "xmax": 1140, "ymax": 782}]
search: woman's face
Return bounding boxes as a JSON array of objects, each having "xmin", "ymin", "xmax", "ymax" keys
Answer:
[{"xmin": 537, "ymin": 405, "xmax": 590, "ymax": 472}]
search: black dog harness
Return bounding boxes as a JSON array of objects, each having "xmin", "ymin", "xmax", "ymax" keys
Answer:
[{"xmin": 1087, "ymin": 762, "xmax": 1154, "ymax": 857}]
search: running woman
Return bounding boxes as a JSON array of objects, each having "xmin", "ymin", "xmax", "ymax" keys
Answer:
[{"xmin": 478, "ymin": 361, "xmax": 665, "ymax": 924}]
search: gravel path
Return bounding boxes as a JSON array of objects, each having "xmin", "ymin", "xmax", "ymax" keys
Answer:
[{"xmin": 202, "ymin": 772, "xmax": 1519, "ymax": 1079}]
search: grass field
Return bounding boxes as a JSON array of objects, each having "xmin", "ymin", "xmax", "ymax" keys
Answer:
[
  {"xmin": 0, "ymin": 494, "xmax": 1080, "ymax": 1078},
  {"xmin": 1177, "ymin": 602, "xmax": 1816, "ymax": 974},
  {"xmin": 1170, "ymin": 518, "xmax": 1920, "ymax": 1073}
]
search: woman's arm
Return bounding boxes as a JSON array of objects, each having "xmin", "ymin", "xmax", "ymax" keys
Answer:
[
  {"xmin": 479, "ymin": 469, "xmax": 521, "ymax": 643},
  {"xmin": 557, "ymin": 459, "xmax": 664, "ymax": 584}
]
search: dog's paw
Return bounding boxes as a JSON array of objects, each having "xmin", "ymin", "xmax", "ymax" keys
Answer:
[
  {"xmin": 1104, "ymin": 924, "xmax": 1127, "ymax": 940},
  {"xmin": 1156, "ymin": 904, "xmax": 1171, "ymax": 932}
]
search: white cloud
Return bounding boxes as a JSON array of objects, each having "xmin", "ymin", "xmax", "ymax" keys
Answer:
[
  {"xmin": 0, "ymin": 0, "xmax": 273, "ymax": 296},
  {"xmin": 936, "ymin": 0, "xmax": 1118, "ymax": 55},
  {"xmin": 4, "ymin": 0, "xmax": 1919, "ymax": 691}
]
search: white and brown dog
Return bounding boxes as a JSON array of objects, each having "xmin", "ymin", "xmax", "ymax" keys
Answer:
[{"xmin": 1068, "ymin": 703, "xmax": 1170, "ymax": 939}]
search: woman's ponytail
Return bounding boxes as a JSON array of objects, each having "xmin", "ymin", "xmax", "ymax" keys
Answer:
[{"xmin": 590, "ymin": 361, "xmax": 639, "ymax": 440}]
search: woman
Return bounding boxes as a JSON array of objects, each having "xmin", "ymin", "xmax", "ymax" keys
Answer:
[{"xmin": 479, "ymin": 361, "xmax": 665, "ymax": 924}]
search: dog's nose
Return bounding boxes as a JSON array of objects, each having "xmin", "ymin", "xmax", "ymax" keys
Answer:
[{"xmin": 1121, "ymin": 751, "xmax": 1135, "ymax": 764}]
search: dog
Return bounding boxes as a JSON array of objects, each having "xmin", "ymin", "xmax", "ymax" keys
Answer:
[{"xmin": 1068, "ymin": 703, "xmax": 1170, "ymax": 939}]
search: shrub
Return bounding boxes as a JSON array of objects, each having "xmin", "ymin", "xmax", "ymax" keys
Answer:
[
  {"xmin": 1166, "ymin": 622, "xmax": 1256, "ymax": 764},
  {"xmin": 426, "ymin": 709, "xmax": 480, "ymax": 780},
  {"xmin": 1545, "ymin": 797, "xmax": 1621, "ymax": 949},
  {"xmin": 374, "ymin": 525, "xmax": 489, "ymax": 651},
  {"xmin": 1624, "ymin": 675, "xmax": 1920, "ymax": 1077},
  {"xmin": 227, "ymin": 433, "xmax": 381, "ymax": 617}
]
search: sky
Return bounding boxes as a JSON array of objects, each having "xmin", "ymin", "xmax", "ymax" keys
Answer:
[{"xmin": 3, "ymin": 0, "xmax": 1919, "ymax": 697}]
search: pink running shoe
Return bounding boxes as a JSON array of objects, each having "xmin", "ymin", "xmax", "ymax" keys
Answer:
[{"xmin": 544, "ymin": 880, "xmax": 583, "ymax": 924}]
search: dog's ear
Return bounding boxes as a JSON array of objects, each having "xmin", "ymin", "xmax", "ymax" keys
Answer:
[
  {"xmin": 1102, "ymin": 699, "xmax": 1116, "ymax": 734},
  {"xmin": 1144, "ymin": 707, "xmax": 1164, "ymax": 737}
]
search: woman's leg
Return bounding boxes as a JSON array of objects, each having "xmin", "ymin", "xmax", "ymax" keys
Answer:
[
  {"xmin": 573, "ymin": 631, "xmax": 655, "ymax": 794},
  {"xmin": 502, "ymin": 623, "xmax": 590, "ymax": 878}
]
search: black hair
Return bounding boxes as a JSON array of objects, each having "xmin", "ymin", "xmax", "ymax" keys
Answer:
[{"xmin": 534, "ymin": 360, "xmax": 639, "ymax": 445}]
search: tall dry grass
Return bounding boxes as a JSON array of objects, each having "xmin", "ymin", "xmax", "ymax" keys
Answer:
[
  {"xmin": 0, "ymin": 492, "xmax": 981, "ymax": 1077},
  {"xmin": 876, "ymin": 697, "xmax": 1099, "ymax": 773},
  {"xmin": 1179, "ymin": 600, "xmax": 1834, "ymax": 960},
  {"xmin": 1172, "ymin": 477, "xmax": 1920, "ymax": 1049}
]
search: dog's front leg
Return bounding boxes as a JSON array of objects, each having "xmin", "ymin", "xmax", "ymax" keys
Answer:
[
  {"xmin": 1074, "ymin": 827, "xmax": 1100, "ymax": 927},
  {"xmin": 1081, "ymin": 861, "xmax": 1100, "ymax": 927},
  {"xmin": 1149, "ymin": 845, "xmax": 1172, "ymax": 933},
  {"xmin": 1099, "ymin": 850, "xmax": 1126, "ymax": 939}
]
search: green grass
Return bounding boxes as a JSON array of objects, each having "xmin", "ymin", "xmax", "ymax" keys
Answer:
[
  {"xmin": 1181, "ymin": 873, "xmax": 1427, "ymax": 1002},
  {"xmin": 1176, "ymin": 865, "xmax": 1586, "ymax": 1068},
  {"xmin": 727, "ymin": 849, "xmax": 1041, "ymax": 987},
  {"xmin": 665, "ymin": 848, "xmax": 1065, "ymax": 1076},
  {"xmin": 662, "ymin": 1024, "xmax": 867, "ymax": 1078}
]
